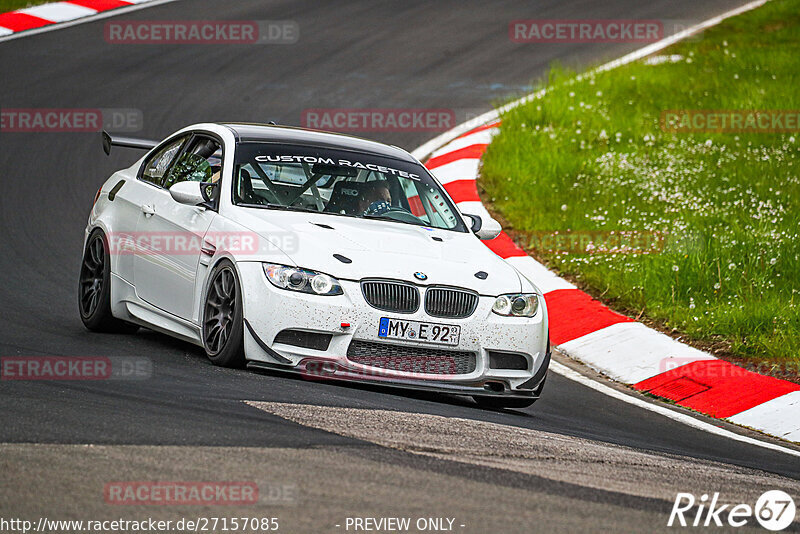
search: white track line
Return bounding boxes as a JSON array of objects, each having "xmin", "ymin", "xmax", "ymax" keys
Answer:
[
  {"xmin": 551, "ymin": 361, "xmax": 800, "ymax": 458},
  {"xmin": 0, "ymin": 0, "xmax": 182, "ymax": 43}
]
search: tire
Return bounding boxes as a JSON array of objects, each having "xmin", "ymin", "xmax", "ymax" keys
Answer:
[
  {"xmin": 78, "ymin": 229, "xmax": 139, "ymax": 333},
  {"xmin": 473, "ymin": 396, "xmax": 538, "ymax": 410},
  {"xmin": 202, "ymin": 260, "xmax": 246, "ymax": 367}
]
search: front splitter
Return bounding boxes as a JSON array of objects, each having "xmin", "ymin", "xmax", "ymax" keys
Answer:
[{"xmin": 246, "ymin": 359, "xmax": 542, "ymax": 400}]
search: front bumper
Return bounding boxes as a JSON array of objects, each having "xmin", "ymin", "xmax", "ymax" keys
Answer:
[{"xmin": 237, "ymin": 262, "xmax": 549, "ymax": 396}]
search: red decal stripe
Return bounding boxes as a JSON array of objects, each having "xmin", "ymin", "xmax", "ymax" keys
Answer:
[
  {"xmin": 66, "ymin": 0, "xmax": 133, "ymax": 10},
  {"xmin": 544, "ymin": 289, "xmax": 634, "ymax": 345},
  {"xmin": 425, "ymin": 144, "xmax": 488, "ymax": 170},
  {"xmin": 0, "ymin": 12, "xmax": 52, "ymax": 31},
  {"xmin": 633, "ymin": 360, "xmax": 800, "ymax": 418},
  {"xmin": 443, "ymin": 179, "xmax": 480, "ymax": 203}
]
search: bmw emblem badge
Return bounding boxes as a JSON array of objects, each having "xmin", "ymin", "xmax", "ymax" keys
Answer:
[{"xmin": 414, "ymin": 272, "xmax": 428, "ymax": 281}]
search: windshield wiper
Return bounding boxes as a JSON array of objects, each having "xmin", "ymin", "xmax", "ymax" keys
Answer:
[
  {"xmin": 272, "ymin": 203, "xmax": 320, "ymax": 213},
  {"xmin": 243, "ymin": 203, "xmax": 428, "ymax": 227},
  {"xmin": 361, "ymin": 213, "xmax": 425, "ymax": 227},
  {"xmin": 241, "ymin": 203, "xmax": 319, "ymax": 213}
]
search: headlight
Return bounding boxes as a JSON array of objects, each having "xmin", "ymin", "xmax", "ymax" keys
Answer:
[
  {"xmin": 492, "ymin": 293, "xmax": 539, "ymax": 317},
  {"xmin": 263, "ymin": 264, "xmax": 343, "ymax": 296}
]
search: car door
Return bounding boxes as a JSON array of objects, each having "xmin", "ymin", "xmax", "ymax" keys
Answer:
[
  {"xmin": 133, "ymin": 133, "xmax": 220, "ymax": 321},
  {"xmin": 109, "ymin": 135, "xmax": 189, "ymax": 285}
]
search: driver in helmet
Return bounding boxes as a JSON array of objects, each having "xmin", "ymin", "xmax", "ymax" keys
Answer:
[{"xmin": 360, "ymin": 181, "xmax": 392, "ymax": 216}]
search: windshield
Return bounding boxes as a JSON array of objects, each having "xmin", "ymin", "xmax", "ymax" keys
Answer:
[{"xmin": 232, "ymin": 143, "xmax": 466, "ymax": 232}]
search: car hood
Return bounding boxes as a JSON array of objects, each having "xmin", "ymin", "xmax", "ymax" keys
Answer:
[{"xmin": 228, "ymin": 209, "xmax": 524, "ymax": 294}]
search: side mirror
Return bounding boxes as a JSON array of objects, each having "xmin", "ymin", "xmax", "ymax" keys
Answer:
[
  {"xmin": 463, "ymin": 212, "xmax": 502, "ymax": 240},
  {"xmin": 102, "ymin": 131, "xmax": 112, "ymax": 155},
  {"xmin": 169, "ymin": 181, "xmax": 205, "ymax": 206}
]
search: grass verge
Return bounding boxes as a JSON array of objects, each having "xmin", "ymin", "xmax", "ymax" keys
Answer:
[
  {"xmin": 481, "ymin": 0, "xmax": 800, "ymax": 369},
  {"xmin": 0, "ymin": 0, "xmax": 56, "ymax": 13}
]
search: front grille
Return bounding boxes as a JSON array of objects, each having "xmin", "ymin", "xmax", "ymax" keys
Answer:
[
  {"xmin": 347, "ymin": 340, "xmax": 476, "ymax": 375},
  {"xmin": 273, "ymin": 329, "xmax": 332, "ymax": 351},
  {"xmin": 424, "ymin": 287, "xmax": 479, "ymax": 318},
  {"xmin": 361, "ymin": 280, "xmax": 420, "ymax": 313}
]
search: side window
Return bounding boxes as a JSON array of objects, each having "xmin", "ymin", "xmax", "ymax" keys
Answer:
[
  {"xmin": 141, "ymin": 137, "xmax": 186, "ymax": 187},
  {"xmin": 163, "ymin": 136, "xmax": 223, "ymax": 190}
]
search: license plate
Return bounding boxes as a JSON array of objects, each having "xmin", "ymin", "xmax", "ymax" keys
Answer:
[{"xmin": 378, "ymin": 317, "xmax": 460, "ymax": 346}]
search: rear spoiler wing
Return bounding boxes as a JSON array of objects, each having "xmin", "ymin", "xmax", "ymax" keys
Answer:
[{"xmin": 102, "ymin": 130, "xmax": 159, "ymax": 155}]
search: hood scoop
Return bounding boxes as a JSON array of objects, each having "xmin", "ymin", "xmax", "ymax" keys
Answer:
[
  {"xmin": 474, "ymin": 271, "xmax": 488, "ymax": 280},
  {"xmin": 333, "ymin": 254, "xmax": 352, "ymax": 264}
]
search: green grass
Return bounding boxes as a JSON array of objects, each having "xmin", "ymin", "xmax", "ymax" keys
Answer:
[
  {"xmin": 0, "ymin": 0, "xmax": 53, "ymax": 12},
  {"xmin": 481, "ymin": 0, "xmax": 800, "ymax": 365}
]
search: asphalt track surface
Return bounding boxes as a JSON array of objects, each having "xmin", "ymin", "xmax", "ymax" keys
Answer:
[{"xmin": 2, "ymin": 1, "xmax": 799, "ymax": 532}]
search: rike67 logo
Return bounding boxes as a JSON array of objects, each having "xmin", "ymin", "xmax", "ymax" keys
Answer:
[{"xmin": 669, "ymin": 491, "xmax": 796, "ymax": 531}]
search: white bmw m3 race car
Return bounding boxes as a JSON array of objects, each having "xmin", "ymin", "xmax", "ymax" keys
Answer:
[{"xmin": 79, "ymin": 123, "xmax": 550, "ymax": 408}]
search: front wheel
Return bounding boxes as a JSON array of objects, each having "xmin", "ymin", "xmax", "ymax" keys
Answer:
[
  {"xmin": 78, "ymin": 229, "xmax": 139, "ymax": 333},
  {"xmin": 202, "ymin": 260, "xmax": 246, "ymax": 367}
]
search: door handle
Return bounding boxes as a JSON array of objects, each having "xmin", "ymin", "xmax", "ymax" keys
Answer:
[
  {"xmin": 141, "ymin": 204, "xmax": 156, "ymax": 217},
  {"xmin": 201, "ymin": 241, "xmax": 217, "ymax": 256}
]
